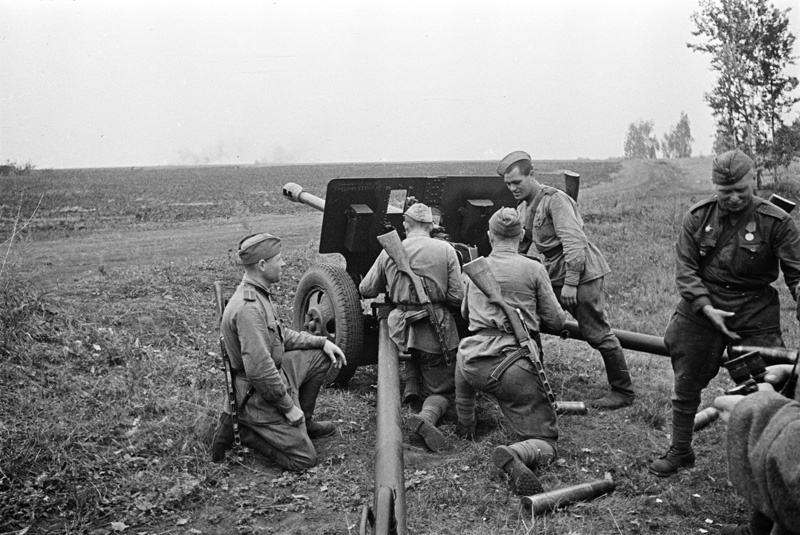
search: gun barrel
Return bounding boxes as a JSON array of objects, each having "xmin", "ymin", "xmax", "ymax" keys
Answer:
[
  {"xmin": 522, "ymin": 479, "xmax": 616, "ymax": 515},
  {"xmin": 541, "ymin": 321, "xmax": 668, "ymax": 357},
  {"xmin": 730, "ymin": 345, "xmax": 799, "ymax": 366},
  {"xmin": 372, "ymin": 309, "xmax": 406, "ymax": 534},
  {"xmin": 282, "ymin": 182, "xmax": 326, "ymax": 212}
]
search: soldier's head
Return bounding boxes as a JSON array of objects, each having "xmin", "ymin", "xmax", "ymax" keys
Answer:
[
  {"xmin": 487, "ymin": 207, "xmax": 523, "ymax": 248},
  {"xmin": 498, "ymin": 150, "xmax": 537, "ymax": 202},
  {"xmin": 712, "ymin": 149, "xmax": 756, "ymax": 214},
  {"xmin": 403, "ymin": 202, "xmax": 434, "ymax": 234},
  {"xmin": 238, "ymin": 233, "xmax": 285, "ymax": 285}
]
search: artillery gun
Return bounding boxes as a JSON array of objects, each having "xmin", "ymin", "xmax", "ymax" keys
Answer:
[
  {"xmin": 283, "ymin": 175, "xmax": 523, "ymax": 385},
  {"xmin": 282, "ymin": 172, "xmax": 672, "ymax": 385}
]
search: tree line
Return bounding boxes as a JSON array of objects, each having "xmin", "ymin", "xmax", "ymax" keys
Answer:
[{"xmin": 624, "ymin": 0, "xmax": 800, "ymax": 180}]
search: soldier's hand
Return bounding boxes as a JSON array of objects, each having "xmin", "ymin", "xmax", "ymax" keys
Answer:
[
  {"xmin": 322, "ymin": 339, "xmax": 348, "ymax": 369},
  {"xmin": 285, "ymin": 405, "xmax": 305, "ymax": 426},
  {"xmin": 701, "ymin": 305, "xmax": 741, "ymax": 342},
  {"xmin": 713, "ymin": 393, "xmax": 745, "ymax": 423},
  {"xmin": 560, "ymin": 284, "xmax": 578, "ymax": 309},
  {"xmin": 764, "ymin": 364, "xmax": 796, "ymax": 389}
]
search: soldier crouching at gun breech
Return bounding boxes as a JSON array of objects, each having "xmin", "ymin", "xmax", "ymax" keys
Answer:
[
  {"xmin": 649, "ymin": 150, "xmax": 800, "ymax": 481},
  {"xmin": 359, "ymin": 203, "xmax": 464, "ymax": 453},
  {"xmin": 209, "ymin": 233, "xmax": 347, "ymax": 470},
  {"xmin": 456, "ymin": 208, "xmax": 568, "ymax": 496}
]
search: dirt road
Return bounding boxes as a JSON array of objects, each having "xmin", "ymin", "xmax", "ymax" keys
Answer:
[{"xmin": 13, "ymin": 212, "xmax": 323, "ymax": 283}]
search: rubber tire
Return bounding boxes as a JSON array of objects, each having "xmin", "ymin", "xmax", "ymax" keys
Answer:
[{"xmin": 292, "ymin": 263, "xmax": 365, "ymax": 386}]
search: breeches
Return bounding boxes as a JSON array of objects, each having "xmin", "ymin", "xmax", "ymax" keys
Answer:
[
  {"xmin": 410, "ymin": 349, "xmax": 456, "ymax": 397},
  {"xmin": 456, "ymin": 350, "xmax": 558, "ymax": 442},
  {"xmin": 234, "ymin": 348, "xmax": 332, "ymax": 470},
  {"xmin": 664, "ymin": 312, "xmax": 783, "ymax": 404}
]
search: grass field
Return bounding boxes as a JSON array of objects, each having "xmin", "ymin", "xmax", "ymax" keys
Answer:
[{"xmin": 1, "ymin": 158, "xmax": 798, "ymax": 535}]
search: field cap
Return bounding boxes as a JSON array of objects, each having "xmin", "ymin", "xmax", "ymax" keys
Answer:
[
  {"xmin": 489, "ymin": 207, "xmax": 522, "ymax": 237},
  {"xmin": 238, "ymin": 233, "xmax": 281, "ymax": 265},
  {"xmin": 497, "ymin": 150, "xmax": 531, "ymax": 176},
  {"xmin": 712, "ymin": 149, "xmax": 755, "ymax": 185},
  {"xmin": 405, "ymin": 202, "xmax": 433, "ymax": 223}
]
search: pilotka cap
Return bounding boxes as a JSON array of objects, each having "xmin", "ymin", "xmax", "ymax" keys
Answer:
[
  {"xmin": 404, "ymin": 203, "xmax": 433, "ymax": 223},
  {"xmin": 496, "ymin": 150, "xmax": 532, "ymax": 176},
  {"xmin": 712, "ymin": 149, "xmax": 755, "ymax": 186},
  {"xmin": 489, "ymin": 207, "xmax": 523, "ymax": 237},
  {"xmin": 238, "ymin": 233, "xmax": 281, "ymax": 265}
]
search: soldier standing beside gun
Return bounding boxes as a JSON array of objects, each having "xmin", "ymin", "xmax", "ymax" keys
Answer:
[
  {"xmin": 650, "ymin": 149, "xmax": 800, "ymax": 478},
  {"xmin": 455, "ymin": 207, "xmax": 567, "ymax": 495},
  {"xmin": 497, "ymin": 151, "xmax": 635, "ymax": 410},
  {"xmin": 359, "ymin": 203, "xmax": 463, "ymax": 452},
  {"xmin": 209, "ymin": 233, "xmax": 347, "ymax": 470}
]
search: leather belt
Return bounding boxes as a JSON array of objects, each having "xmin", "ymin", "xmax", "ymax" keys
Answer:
[
  {"xmin": 396, "ymin": 302, "xmax": 443, "ymax": 312},
  {"xmin": 474, "ymin": 328, "xmax": 512, "ymax": 337},
  {"xmin": 541, "ymin": 244, "xmax": 563, "ymax": 259}
]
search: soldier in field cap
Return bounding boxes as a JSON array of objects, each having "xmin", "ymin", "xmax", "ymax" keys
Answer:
[
  {"xmin": 455, "ymin": 207, "xmax": 567, "ymax": 495},
  {"xmin": 360, "ymin": 202, "xmax": 463, "ymax": 452},
  {"xmin": 209, "ymin": 232, "xmax": 348, "ymax": 470},
  {"xmin": 650, "ymin": 149, "xmax": 800, "ymax": 492},
  {"xmin": 498, "ymin": 150, "xmax": 636, "ymax": 410}
]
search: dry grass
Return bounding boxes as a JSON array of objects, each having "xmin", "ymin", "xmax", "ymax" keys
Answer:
[{"xmin": 1, "ymin": 158, "xmax": 799, "ymax": 534}]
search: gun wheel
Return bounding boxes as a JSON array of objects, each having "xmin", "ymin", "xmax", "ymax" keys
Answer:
[{"xmin": 293, "ymin": 262, "xmax": 364, "ymax": 386}]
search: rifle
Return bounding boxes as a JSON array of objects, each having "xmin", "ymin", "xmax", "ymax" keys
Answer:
[
  {"xmin": 461, "ymin": 256, "xmax": 558, "ymax": 412},
  {"xmin": 214, "ymin": 281, "xmax": 241, "ymax": 447},
  {"xmin": 376, "ymin": 230, "xmax": 454, "ymax": 364}
]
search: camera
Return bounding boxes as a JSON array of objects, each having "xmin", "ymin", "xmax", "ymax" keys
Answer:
[{"xmin": 723, "ymin": 350, "xmax": 768, "ymax": 396}]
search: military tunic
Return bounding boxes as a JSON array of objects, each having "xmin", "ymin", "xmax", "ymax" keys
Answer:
[
  {"xmin": 666, "ymin": 195, "xmax": 800, "ymax": 404},
  {"xmin": 518, "ymin": 185, "xmax": 609, "ymax": 286},
  {"xmin": 221, "ymin": 274, "xmax": 332, "ymax": 470},
  {"xmin": 455, "ymin": 245, "xmax": 566, "ymax": 442},
  {"xmin": 359, "ymin": 230, "xmax": 463, "ymax": 354},
  {"xmin": 518, "ymin": 184, "xmax": 633, "ymax": 397}
]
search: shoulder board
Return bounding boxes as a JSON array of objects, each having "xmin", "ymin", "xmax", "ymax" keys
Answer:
[
  {"xmin": 242, "ymin": 285, "xmax": 258, "ymax": 302},
  {"xmin": 541, "ymin": 185, "xmax": 559, "ymax": 196},
  {"xmin": 755, "ymin": 197, "xmax": 789, "ymax": 220},
  {"xmin": 688, "ymin": 196, "xmax": 717, "ymax": 213}
]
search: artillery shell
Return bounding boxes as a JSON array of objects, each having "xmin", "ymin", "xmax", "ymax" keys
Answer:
[
  {"xmin": 522, "ymin": 479, "xmax": 616, "ymax": 515},
  {"xmin": 693, "ymin": 407, "xmax": 720, "ymax": 432},
  {"xmin": 555, "ymin": 401, "xmax": 588, "ymax": 415}
]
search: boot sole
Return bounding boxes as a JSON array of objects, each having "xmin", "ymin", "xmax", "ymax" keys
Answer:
[
  {"xmin": 648, "ymin": 460, "xmax": 695, "ymax": 478},
  {"xmin": 492, "ymin": 446, "xmax": 543, "ymax": 496},
  {"xmin": 406, "ymin": 415, "xmax": 445, "ymax": 452}
]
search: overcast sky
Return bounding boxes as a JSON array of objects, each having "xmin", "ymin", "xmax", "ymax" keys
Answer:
[{"xmin": 1, "ymin": 0, "xmax": 799, "ymax": 169}]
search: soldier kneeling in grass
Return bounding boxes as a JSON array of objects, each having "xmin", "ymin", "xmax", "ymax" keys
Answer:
[
  {"xmin": 455, "ymin": 207, "xmax": 567, "ymax": 495},
  {"xmin": 210, "ymin": 233, "xmax": 347, "ymax": 470}
]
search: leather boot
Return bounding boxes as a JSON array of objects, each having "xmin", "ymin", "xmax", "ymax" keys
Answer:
[
  {"xmin": 210, "ymin": 413, "xmax": 234, "ymax": 463},
  {"xmin": 649, "ymin": 446, "xmax": 696, "ymax": 477},
  {"xmin": 590, "ymin": 390, "xmax": 635, "ymax": 409},
  {"xmin": 307, "ymin": 420, "xmax": 337, "ymax": 439},
  {"xmin": 492, "ymin": 439, "xmax": 554, "ymax": 496},
  {"xmin": 406, "ymin": 395, "xmax": 447, "ymax": 452}
]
